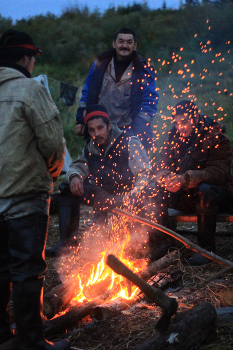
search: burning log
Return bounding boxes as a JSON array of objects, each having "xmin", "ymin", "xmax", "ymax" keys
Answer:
[
  {"xmin": 82, "ymin": 276, "xmax": 112, "ymax": 300},
  {"xmin": 43, "ymin": 287, "xmax": 119, "ymax": 337},
  {"xmin": 132, "ymin": 302, "xmax": 217, "ymax": 350},
  {"xmin": 90, "ymin": 265, "xmax": 182, "ymax": 321},
  {"xmin": 43, "ymin": 250, "xmax": 180, "ymax": 320},
  {"xmin": 139, "ymin": 249, "xmax": 180, "ymax": 280},
  {"xmin": 90, "ymin": 297, "xmax": 136, "ymax": 320},
  {"xmin": 147, "ymin": 265, "xmax": 183, "ymax": 291},
  {"xmin": 112, "ymin": 208, "xmax": 233, "ymax": 268},
  {"xmin": 106, "ymin": 254, "xmax": 178, "ymax": 333},
  {"xmin": 43, "ymin": 280, "xmax": 78, "ymax": 319}
]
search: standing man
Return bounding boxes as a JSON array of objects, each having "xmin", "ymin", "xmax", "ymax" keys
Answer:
[
  {"xmin": 155, "ymin": 100, "xmax": 233, "ymax": 265},
  {"xmin": 75, "ymin": 28, "xmax": 159, "ymax": 150},
  {"xmin": 0, "ymin": 29, "xmax": 70, "ymax": 349},
  {"xmin": 46, "ymin": 104, "xmax": 171, "ymax": 259}
]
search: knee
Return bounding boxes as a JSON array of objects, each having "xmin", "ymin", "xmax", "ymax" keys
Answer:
[{"xmin": 194, "ymin": 183, "xmax": 221, "ymax": 213}]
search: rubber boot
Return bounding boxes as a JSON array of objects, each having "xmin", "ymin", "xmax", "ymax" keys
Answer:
[
  {"xmin": 46, "ymin": 196, "xmax": 80, "ymax": 257},
  {"xmin": 187, "ymin": 214, "xmax": 217, "ymax": 266},
  {"xmin": 13, "ymin": 280, "xmax": 70, "ymax": 350},
  {"xmin": 0, "ymin": 220, "xmax": 13, "ymax": 345},
  {"xmin": 0, "ymin": 278, "xmax": 12, "ymax": 345}
]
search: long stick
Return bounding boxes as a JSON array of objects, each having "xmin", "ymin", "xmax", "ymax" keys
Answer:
[
  {"xmin": 112, "ymin": 208, "xmax": 233, "ymax": 268},
  {"xmin": 197, "ymin": 265, "xmax": 233, "ymax": 288}
]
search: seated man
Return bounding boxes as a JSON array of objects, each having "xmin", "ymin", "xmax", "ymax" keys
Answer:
[
  {"xmin": 155, "ymin": 100, "xmax": 233, "ymax": 265},
  {"xmin": 46, "ymin": 104, "xmax": 170, "ymax": 258}
]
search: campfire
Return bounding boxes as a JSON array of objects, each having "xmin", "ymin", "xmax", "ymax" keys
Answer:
[{"xmin": 40, "ymin": 208, "xmax": 233, "ymax": 350}]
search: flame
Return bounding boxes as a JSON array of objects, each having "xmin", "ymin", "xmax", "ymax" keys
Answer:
[{"xmin": 60, "ymin": 214, "xmax": 149, "ymax": 308}]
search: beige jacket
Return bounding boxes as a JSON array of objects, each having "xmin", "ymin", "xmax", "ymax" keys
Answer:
[{"xmin": 0, "ymin": 65, "xmax": 65, "ymax": 197}]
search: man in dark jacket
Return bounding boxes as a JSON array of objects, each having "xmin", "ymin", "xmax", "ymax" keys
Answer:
[
  {"xmin": 46, "ymin": 104, "xmax": 170, "ymax": 259},
  {"xmin": 0, "ymin": 29, "xmax": 69, "ymax": 349},
  {"xmin": 155, "ymin": 100, "xmax": 233, "ymax": 265},
  {"xmin": 75, "ymin": 28, "xmax": 159, "ymax": 150}
]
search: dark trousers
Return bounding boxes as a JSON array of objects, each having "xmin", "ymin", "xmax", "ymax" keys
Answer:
[{"xmin": 0, "ymin": 214, "xmax": 49, "ymax": 347}]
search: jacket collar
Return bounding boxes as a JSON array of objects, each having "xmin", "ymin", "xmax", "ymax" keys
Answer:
[
  {"xmin": 0, "ymin": 61, "xmax": 31, "ymax": 78},
  {"xmin": 97, "ymin": 49, "xmax": 144, "ymax": 71}
]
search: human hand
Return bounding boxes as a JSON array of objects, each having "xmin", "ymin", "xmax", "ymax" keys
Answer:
[
  {"xmin": 70, "ymin": 176, "xmax": 84, "ymax": 196},
  {"xmin": 163, "ymin": 174, "xmax": 185, "ymax": 192},
  {"xmin": 76, "ymin": 124, "xmax": 85, "ymax": 136}
]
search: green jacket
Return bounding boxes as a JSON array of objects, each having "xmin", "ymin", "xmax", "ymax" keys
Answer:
[{"xmin": 0, "ymin": 64, "xmax": 65, "ymax": 197}]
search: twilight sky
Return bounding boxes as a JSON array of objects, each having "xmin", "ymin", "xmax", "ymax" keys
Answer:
[{"xmin": 0, "ymin": 0, "xmax": 181, "ymax": 22}]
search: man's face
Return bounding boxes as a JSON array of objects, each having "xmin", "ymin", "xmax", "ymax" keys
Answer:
[
  {"xmin": 87, "ymin": 117, "xmax": 112, "ymax": 146},
  {"xmin": 112, "ymin": 33, "xmax": 137, "ymax": 61},
  {"xmin": 173, "ymin": 114, "xmax": 196, "ymax": 138}
]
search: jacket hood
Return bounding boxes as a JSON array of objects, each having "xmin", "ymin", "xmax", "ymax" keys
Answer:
[{"xmin": 0, "ymin": 61, "xmax": 30, "ymax": 85}]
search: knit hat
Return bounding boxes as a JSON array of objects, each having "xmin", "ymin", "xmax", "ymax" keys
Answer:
[
  {"xmin": 84, "ymin": 104, "xmax": 109, "ymax": 125},
  {"xmin": 0, "ymin": 29, "xmax": 42, "ymax": 59},
  {"xmin": 172, "ymin": 100, "xmax": 199, "ymax": 119}
]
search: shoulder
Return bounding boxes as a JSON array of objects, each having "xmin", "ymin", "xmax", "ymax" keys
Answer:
[{"xmin": 134, "ymin": 53, "xmax": 156, "ymax": 79}]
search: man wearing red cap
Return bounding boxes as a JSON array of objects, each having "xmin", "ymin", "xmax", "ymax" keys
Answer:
[
  {"xmin": 0, "ymin": 30, "xmax": 69, "ymax": 349},
  {"xmin": 155, "ymin": 100, "xmax": 233, "ymax": 265},
  {"xmin": 46, "ymin": 104, "xmax": 171, "ymax": 259}
]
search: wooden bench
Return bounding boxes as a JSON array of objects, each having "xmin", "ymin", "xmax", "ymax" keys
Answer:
[{"xmin": 168, "ymin": 208, "xmax": 233, "ymax": 223}]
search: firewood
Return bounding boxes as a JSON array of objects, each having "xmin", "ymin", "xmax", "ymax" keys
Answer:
[
  {"xmin": 132, "ymin": 302, "xmax": 217, "ymax": 350},
  {"xmin": 90, "ymin": 265, "xmax": 182, "ymax": 321},
  {"xmin": 147, "ymin": 265, "xmax": 183, "ymax": 291},
  {"xmin": 43, "ymin": 287, "xmax": 119, "ymax": 337},
  {"xmin": 90, "ymin": 297, "xmax": 136, "ymax": 320},
  {"xmin": 43, "ymin": 280, "xmax": 78, "ymax": 319},
  {"xmin": 106, "ymin": 254, "xmax": 178, "ymax": 333},
  {"xmin": 139, "ymin": 250, "xmax": 180, "ymax": 280}
]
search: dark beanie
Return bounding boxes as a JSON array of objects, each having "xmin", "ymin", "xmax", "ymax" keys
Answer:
[
  {"xmin": 0, "ymin": 29, "xmax": 42, "ymax": 59},
  {"xmin": 84, "ymin": 104, "xmax": 109, "ymax": 125},
  {"xmin": 172, "ymin": 100, "xmax": 199, "ymax": 119}
]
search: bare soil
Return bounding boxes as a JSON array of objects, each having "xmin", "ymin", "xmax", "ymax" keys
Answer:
[{"xmin": 45, "ymin": 203, "xmax": 233, "ymax": 350}]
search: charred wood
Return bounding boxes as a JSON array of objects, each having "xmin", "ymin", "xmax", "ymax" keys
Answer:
[
  {"xmin": 90, "ymin": 265, "xmax": 182, "ymax": 321},
  {"xmin": 132, "ymin": 302, "xmax": 217, "ymax": 350},
  {"xmin": 43, "ymin": 287, "xmax": 119, "ymax": 337},
  {"xmin": 90, "ymin": 297, "xmax": 136, "ymax": 320},
  {"xmin": 43, "ymin": 280, "xmax": 78, "ymax": 320},
  {"xmin": 139, "ymin": 250, "xmax": 180, "ymax": 281},
  {"xmin": 106, "ymin": 254, "xmax": 178, "ymax": 333}
]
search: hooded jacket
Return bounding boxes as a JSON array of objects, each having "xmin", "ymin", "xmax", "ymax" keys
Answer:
[
  {"xmin": 0, "ymin": 62, "xmax": 65, "ymax": 197},
  {"xmin": 155, "ymin": 115, "xmax": 233, "ymax": 196}
]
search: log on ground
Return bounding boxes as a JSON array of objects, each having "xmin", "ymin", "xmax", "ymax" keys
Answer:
[{"xmin": 132, "ymin": 302, "xmax": 217, "ymax": 350}]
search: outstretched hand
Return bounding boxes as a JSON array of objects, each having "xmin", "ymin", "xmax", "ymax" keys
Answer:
[
  {"xmin": 70, "ymin": 176, "xmax": 84, "ymax": 196},
  {"xmin": 162, "ymin": 174, "xmax": 185, "ymax": 192}
]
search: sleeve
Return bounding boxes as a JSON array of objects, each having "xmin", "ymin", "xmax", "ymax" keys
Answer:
[
  {"xmin": 128, "ymin": 136, "xmax": 153, "ymax": 194},
  {"xmin": 26, "ymin": 83, "xmax": 65, "ymax": 179},
  {"xmin": 76, "ymin": 61, "xmax": 97, "ymax": 124},
  {"xmin": 185, "ymin": 133, "xmax": 233, "ymax": 188},
  {"xmin": 66, "ymin": 150, "xmax": 90, "ymax": 183},
  {"xmin": 134, "ymin": 67, "xmax": 159, "ymax": 123}
]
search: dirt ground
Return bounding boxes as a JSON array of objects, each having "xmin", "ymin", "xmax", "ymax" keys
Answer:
[{"xmin": 44, "ymin": 203, "xmax": 233, "ymax": 350}]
